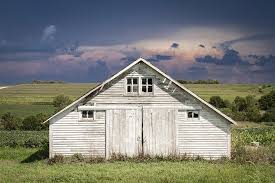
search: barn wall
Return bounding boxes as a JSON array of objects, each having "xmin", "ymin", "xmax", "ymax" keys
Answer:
[
  {"xmin": 89, "ymin": 63, "xmax": 200, "ymax": 108},
  {"xmin": 50, "ymin": 110, "xmax": 106, "ymax": 158},
  {"xmin": 49, "ymin": 62, "xmax": 232, "ymax": 159},
  {"xmin": 177, "ymin": 108, "xmax": 230, "ymax": 159}
]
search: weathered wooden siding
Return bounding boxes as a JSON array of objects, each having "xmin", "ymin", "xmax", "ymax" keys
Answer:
[
  {"xmin": 106, "ymin": 109, "xmax": 142, "ymax": 157},
  {"xmin": 143, "ymin": 108, "xmax": 177, "ymax": 155},
  {"xmin": 89, "ymin": 63, "xmax": 199, "ymax": 108},
  {"xmin": 50, "ymin": 62, "xmax": 231, "ymax": 159},
  {"xmin": 177, "ymin": 108, "xmax": 230, "ymax": 159},
  {"xmin": 50, "ymin": 110, "xmax": 106, "ymax": 157}
]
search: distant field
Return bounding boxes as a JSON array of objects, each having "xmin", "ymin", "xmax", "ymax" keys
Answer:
[
  {"xmin": 0, "ymin": 83, "xmax": 274, "ymax": 104},
  {"xmin": 185, "ymin": 84, "xmax": 275, "ymax": 102},
  {"xmin": 0, "ymin": 83, "xmax": 274, "ymax": 117},
  {"xmin": 0, "ymin": 104, "xmax": 54, "ymax": 118},
  {"xmin": 0, "ymin": 83, "xmax": 98, "ymax": 104}
]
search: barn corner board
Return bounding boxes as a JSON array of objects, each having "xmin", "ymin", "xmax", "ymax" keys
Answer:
[{"xmin": 46, "ymin": 57, "xmax": 236, "ymax": 159}]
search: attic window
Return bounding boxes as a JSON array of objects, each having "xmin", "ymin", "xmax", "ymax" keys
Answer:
[
  {"xmin": 82, "ymin": 110, "xmax": 94, "ymax": 119},
  {"xmin": 187, "ymin": 111, "xmax": 199, "ymax": 119},
  {"xmin": 126, "ymin": 78, "xmax": 138, "ymax": 94},
  {"xmin": 141, "ymin": 78, "xmax": 153, "ymax": 93}
]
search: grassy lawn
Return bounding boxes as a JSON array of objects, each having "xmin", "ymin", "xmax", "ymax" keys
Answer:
[{"xmin": 0, "ymin": 148, "xmax": 274, "ymax": 183}]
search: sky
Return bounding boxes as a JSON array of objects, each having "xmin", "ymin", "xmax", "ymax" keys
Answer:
[{"xmin": 0, "ymin": 0, "xmax": 275, "ymax": 84}]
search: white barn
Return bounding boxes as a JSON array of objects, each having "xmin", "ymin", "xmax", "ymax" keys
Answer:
[{"xmin": 46, "ymin": 58, "xmax": 236, "ymax": 159}]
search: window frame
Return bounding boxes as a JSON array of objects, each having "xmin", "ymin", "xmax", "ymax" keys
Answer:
[
  {"xmin": 80, "ymin": 110, "xmax": 96, "ymax": 121},
  {"xmin": 187, "ymin": 110, "xmax": 200, "ymax": 120},
  {"xmin": 125, "ymin": 76, "xmax": 154, "ymax": 96},
  {"xmin": 125, "ymin": 77, "xmax": 139, "ymax": 95},
  {"xmin": 141, "ymin": 77, "xmax": 154, "ymax": 95}
]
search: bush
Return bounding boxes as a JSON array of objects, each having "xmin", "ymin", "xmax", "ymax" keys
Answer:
[
  {"xmin": 209, "ymin": 96, "xmax": 226, "ymax": 108},
  {"xmin": 1, "ymin": 112, "xmax": 22, "ymax": 130},
  {"xmin": 0, "ymin": 130, "xmax": 48, "ymax": 148},
  {"xmin": 71, "ymin": 153, "xmax": 85, "ymax": 163},
  {"xmin": 259, "ymin": 90, "xmax": 275, "ymax": 110},
  {"xmin": 232, "ymin": 96, "xmax": 247, "ymax": 112},
  {"xmin": 261, "ymin": 107, "xmax": 275, "ymax": 122},
  {"xmin": 21, "ymin": 113, "xmax": 48, "ymax": 131},
  {"xmin": 53, "ymin": 95, "xmax": 72, "ymax": 112},
  {"xmin": 48, "ymin": 154, "xmax": 65, "ymax": 165}
]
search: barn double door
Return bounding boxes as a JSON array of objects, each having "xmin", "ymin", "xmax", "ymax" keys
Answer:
[{"xmin": 107, "ymin": 107, "xmax": 177, "ymax": 157}]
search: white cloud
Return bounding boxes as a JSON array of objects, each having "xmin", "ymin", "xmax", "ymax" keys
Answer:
[{"xmin": 41, "ymin": 25, "xmax": 57, "ymax": 42}]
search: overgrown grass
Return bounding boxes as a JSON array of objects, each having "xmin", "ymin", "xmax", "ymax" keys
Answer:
[{"xmin": 0, "ymin": 148, "xmax": 274, "ymax": 182}]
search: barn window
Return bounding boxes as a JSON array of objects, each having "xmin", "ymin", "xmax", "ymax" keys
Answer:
[
  {"xmin": 126, "ymin": 78, "xmax": 139, "ymax": 94},
  {"xmin": 82, "ymin": 110, "xmax": 94, "ymax": 119},
  {"xmin": 187, "ymin": 111, "xmax": 199, "ymax": 119},
  {"xmin": 141, "ymin": 78, "xmax": 153, "ymax": 93}
]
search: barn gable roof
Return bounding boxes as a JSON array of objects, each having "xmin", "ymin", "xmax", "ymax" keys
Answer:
[{"xmin": 45, "ymin": 58, "xmax": 236, "ymax": 125}]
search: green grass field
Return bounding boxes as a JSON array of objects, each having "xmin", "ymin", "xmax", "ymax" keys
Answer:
[
  {"xmin": 0, "ymin": 83, "xmax": 274, "ymax": 118},
  {"xmin": 0, "ymin": 148, "xmax": 274, "ymax": 183}
]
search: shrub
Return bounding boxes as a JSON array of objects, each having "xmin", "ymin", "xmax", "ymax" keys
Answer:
[
  {"xmin": 232, "ymin": 96, "xmax": 247, "ymax": 112},
  {"xmin": 53, "ymin": 95, "xmax": 72, "ymax": 112},
  {"xmin": 259, "ymin": 90, "xmax": 275, "ymax": 110},
  {"xmin": 209, "ymin": 96, "xmax": 226, "ymax": 108},
  {"xmin": 21, "ymin": 113, "xmax": 48, "ymax": 131},
  {"xmin": 48, "ymin": 154, "xmax": 65, "ymax": 165},
  {"xmin": 71, "ymin": 153, "xmax": 85, "ymax": 163},
  {"xmin": 0, "ymin": 130, "xmax": 48, "ymax": 148},
  {"xmin": 261, "ymin": 107, "xmax": 275, "ymax": 122},
  {"xmin": 1, "ymin": 112, "xmax": 22, "ymax": 130}
]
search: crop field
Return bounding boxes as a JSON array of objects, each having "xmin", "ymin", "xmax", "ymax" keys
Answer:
[
  {"xmin": 0, "ymin": 148, "xmax": 274, "ymax": 183},
  {"xmin": 0, "ymin": 83, "xmax": 274, "ymax": 117}
]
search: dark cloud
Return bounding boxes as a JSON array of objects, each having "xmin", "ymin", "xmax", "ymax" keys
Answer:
[
  {"xmin": 199, "ymin": 44, "xmax": 205, "ymax": 48},
  {"xmin": 219, "ymin": 33, "xmax": 275, "ymax": 51},
  {"xmin": 148, "ymin": 54, "xmax": 174, "ymax": 62},
  {"xmin": 196, "ymin": 49, "xmax": 249, "ymax": 65},
  {"xmin": 170, "ymin": 43, "xmax": 179, "ymax": 48}
]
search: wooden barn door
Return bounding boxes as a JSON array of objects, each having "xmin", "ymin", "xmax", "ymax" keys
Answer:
[
  {"xmin": 106, "ymin": 108, "xmax": 142, "ymax": 158},
  {"xmin": 142, "ymin": 108, "xmax": 177, "ymax": 156}
]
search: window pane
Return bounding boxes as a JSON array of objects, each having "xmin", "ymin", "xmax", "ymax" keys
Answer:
[
  {"xmin": 187, "ymin": 112, "xmax": 193, "ymax": 118},
  {"xmin": 148, "ymin": 86, "xmax": 153, "ymax": 92},
  {"xmin": 148, "ymin": 78, "xmax": 152, "ymax": 85},
  {"xmin": 82, "ymin": 111, "xmax": 87, "ymax": 118},
  {"xmin": 193, "ymin": 112, "xmax": 199, "ymax": 118},
  {"xmin": 127, "ymin": 86, "xmax": 131, "ymax": 92},
  {"xmin": 142, "ymin": 86, "xmax": 146, "ymax": 92},
  {"xmin": 127, "ymin": 78, "xmax": 132, "ymax": 84},
  {"xmin": 127, "ymin": 86, "xmax": 132, "ymax": 92},
  {"xmin": 133, "ymin": 85, "xmax": 138, "ymax": 92},
  {"xmin": 88, "ymin": 111, "xmax": 94, "ymax": 118},
  {"xmin": 142, "ymin": 78, "xmax": 146, "ymax": 84},
  {"xmin": 133, "ymin": 78, "xmax": 138, "ymax": 84}
]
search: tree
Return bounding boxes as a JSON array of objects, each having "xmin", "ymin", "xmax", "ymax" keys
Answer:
[
  {"xmin": 1, "ymin": 112, "xmax": 22, "ymax": 130},
  {"xmin": 258, "ymin": 90, "xmax": 275, "ymax": 110},
  {"xmin": 53, "ymin": 95, "xmax": 72, "ymax": 112},
  {"xmin": 232, "ymin": 96, "xmax": 247, "ymax": 112},
  {"xmin": 22, "ymin": 116, "xmax": 40, "ymax": 130},
  {"xmin": 261, "ymin": 107, "xmax": 275, "ymax": 122},
  {"xmin": 209, "ymin": 96, "xmax": 226, "ymax": 108}
]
